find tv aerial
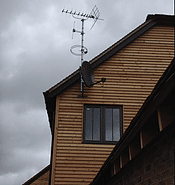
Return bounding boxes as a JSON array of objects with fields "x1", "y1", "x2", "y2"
[{"x1": 62, "y1": 5, "x2": 106, "y2": 98}]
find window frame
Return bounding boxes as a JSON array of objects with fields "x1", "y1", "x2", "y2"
[{"x1": 83, "y1": 104, "x2": 123, "y2": 145}]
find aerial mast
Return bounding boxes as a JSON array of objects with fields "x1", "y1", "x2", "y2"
[{"x1": 62, "y1": 6, "x2": 104, "y2": 97}]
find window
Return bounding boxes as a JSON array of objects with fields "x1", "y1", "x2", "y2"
[{"x1": 83, "y1": 105, "x2": 123, "y2": 144}]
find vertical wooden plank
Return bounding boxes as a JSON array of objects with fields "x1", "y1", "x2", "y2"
[
  {"x1": 129, "y1": 145, "x2": 132, "y2": 160},
  {"x1": 157, "y1": 99, "x2": 174, "y2": 132},
  {"x1": 113, "y1": 157, "x2": 120, "y2": 175},
  {"x1": 140, "y1": 131, "x2": 144, "y2": 149},
  {"x1": 140, "y1": 113, "x2": 160, "y2": 148},
  {"x1": 120, "y1": 147, "x2": 129, "y2": 168},
  {"x1": 129, "y1": 133, "x2": 141, "y2": 159},
  {"x1": 157, "y1": 110, "x2": 163, "y2": 131}
]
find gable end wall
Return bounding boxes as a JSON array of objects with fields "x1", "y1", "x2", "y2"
[{"x1": 50, "y1": 24, "x2": 174, "y2": 185}]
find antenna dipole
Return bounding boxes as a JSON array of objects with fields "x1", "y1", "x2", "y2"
[
  {"x1": 62, "y1": 6, "x2": 103, "y2": 65},
  {"x1": 62, "y1": 9, "x2": 95, "y2": 19},
  {"x1": 62, "y1": 5, "x2": 103, "y2": 94}
]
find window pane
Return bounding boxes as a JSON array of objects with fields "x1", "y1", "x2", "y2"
[
  {"x1": 85, "y1": 108, "x2": 92, "y2": 140},
  {"x1": 113, "y1": 109, "x2": 120, "y2": 141},
  {"x1": 105, "y1": 108, "x2": 112, "y2": 141},
  {"x1": 93, "y1": 108, "x2": 100, "y2": 141}
]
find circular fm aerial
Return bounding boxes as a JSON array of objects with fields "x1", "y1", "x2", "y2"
[{"x1": 70, "y1": 45, "x2": 88, "y2": 56}]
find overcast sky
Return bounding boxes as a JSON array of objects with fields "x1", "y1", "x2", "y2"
[{"x1": 0, "y1": 1, "x2": 174, "y2": 185}]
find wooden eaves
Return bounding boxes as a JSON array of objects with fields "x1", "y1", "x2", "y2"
[
  {"x1": 90, "y1": 57, "x2": 175, "y2": 185},
  {"x1": 43, "y1": 14, "x2": 174, "y2": 134}
]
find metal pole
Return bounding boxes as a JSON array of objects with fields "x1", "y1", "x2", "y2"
[
  {"x1": 80, "y1": 19, "x2": 85, "y2": 92},
  {"x1": 81, "y1": 19, "x2": 84, "y2": 66}
]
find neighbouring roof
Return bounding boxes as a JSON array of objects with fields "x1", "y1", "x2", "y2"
[
  {"x1": 43, "y1": 14, "x2": 174, "y2": 131},
  {"x1": 90, "y1": 57, "x2": 175, "y2": 185},
  {"x1": 22, "y1": 165, "x2": 50, "y2": 185}
]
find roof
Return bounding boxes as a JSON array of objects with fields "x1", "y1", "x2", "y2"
[
  {"x1": 22, "y1": 165, "x2": 50, "y2": 185},
  {"x1": 43, "y1": 14, "x2": 174, "y2": 131},
  {"x1": 90, "y1": 57, "x2": 175, "y2": 185}
]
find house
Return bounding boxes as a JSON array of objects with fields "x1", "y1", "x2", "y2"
[{"x1": 22, "y1": 14, "x2": 174, "y2": 185}]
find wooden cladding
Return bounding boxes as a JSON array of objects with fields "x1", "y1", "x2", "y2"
[
  {"x1": 54, "y1": 142, "x2": 114, "y2": 184},
  {"x1": 51, "y1": 24, "x2": 174, "y2": 184}
]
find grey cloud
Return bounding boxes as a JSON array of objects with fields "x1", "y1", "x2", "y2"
[{"x1": 0, "y1": 102, "x2": 51, "y2": 176}]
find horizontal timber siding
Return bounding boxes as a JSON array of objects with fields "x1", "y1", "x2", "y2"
[{"x1": 51, "y1": 25, "x2": 174, "y2": 185}]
